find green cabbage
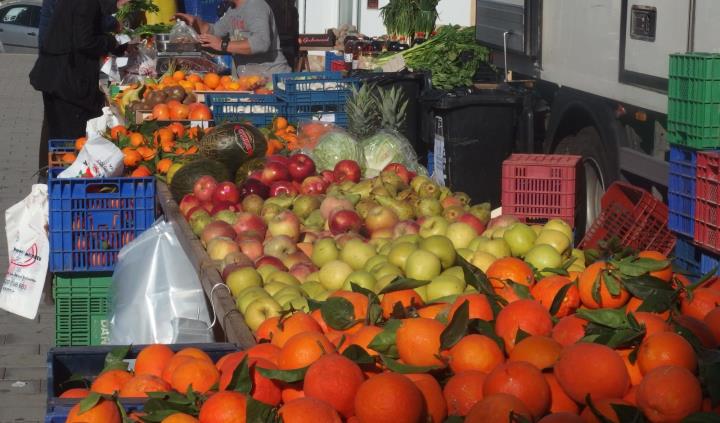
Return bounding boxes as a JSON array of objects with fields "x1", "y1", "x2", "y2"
[
  {"x1": 311, "y1": 131, "x2": 363, "y2": 171},
  {"x1": 361, "y1": 130, "x2": 419, "y2": 177}
]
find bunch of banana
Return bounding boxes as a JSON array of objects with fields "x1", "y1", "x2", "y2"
[{"x1": 118, "y1": 83, "x2": 145, "y2": 115}]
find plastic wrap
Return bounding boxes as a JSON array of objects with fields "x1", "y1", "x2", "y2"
[
  {"x1": 169, "y1": 19, "x2": 199, "y2": 43},
  {"x1": 309, "y1": 128, "x2": 364, "y2": 171},
  {"x1": 121, "y1": 42, "x2": 157, "y2": 84},
  {"x1": 296, "y1": 121, "x2": 337, "y2": 151},
  {"x1": 361, "y1": 129, "x2": 424, "y2": 177},
  {"x1": 109, "y1": 220, "x2": 213, "y2": 344}
]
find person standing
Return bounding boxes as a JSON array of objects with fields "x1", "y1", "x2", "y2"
[
  {"x1": 175, "y1": 0, "x2": 291, "y2": 78},
  {"x1": 30, "y1": 0, "x2": 124, "y2": 177}
]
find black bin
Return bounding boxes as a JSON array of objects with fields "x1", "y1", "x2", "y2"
[
  {"x1": 357, "y1": 71, "x2": 431, "y2": 161},
  {"x1": 425, "y1": 89, "x2": 522, "y2": 207}
]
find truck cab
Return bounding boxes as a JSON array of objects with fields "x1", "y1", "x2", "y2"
[{"x1": 474, "y1": 0, "x2": 720, "y2": 234}]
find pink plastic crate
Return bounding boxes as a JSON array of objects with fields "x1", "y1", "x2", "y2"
[
  {"x1": 580, "y1": 182, "x2": 675, "y2": 255},
  {"x1": 501, "y1": 154, "x2": 581, "y2": 227},
  {"x1": 695, "y1": 151, "x2": 720, "y2": 253}
]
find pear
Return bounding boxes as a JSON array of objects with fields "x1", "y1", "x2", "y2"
[
  {"x1": 415, "y1": 198, "x2": 443, "y2": 217},
  {"x1": 355, "y1": 199, "x2": 379, "y2": 220},
  {"x1": 411, "y1": 175, "x2": 432, "y2": 192},
  {"x1": 348, "y1": 179, "x2": 374, "y2": 199},
  {"x1": 265, "y1": 195, "x2": 294, "y2": 209},
  {"x1": 375, "y1": 196, "x2": 415, "y2": 221},
  {"x1": 418, "y1": 182, "x2": 441, "y2": 199}
]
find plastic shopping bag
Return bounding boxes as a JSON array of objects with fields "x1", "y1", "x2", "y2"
[
  {"x1": 86, "y1": 107, "x2": 121, "y2": 139},
  {"x1": 0, "y1": 184, "x2": 49, "y2": 319},
  {"x1": 58, "y1": 134, "x2": 124, "y2": 178},
  {"x1": 109, "y1": 220, "x2": 213, "y2": 344}
]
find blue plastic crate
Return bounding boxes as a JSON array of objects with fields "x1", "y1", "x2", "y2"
[
  {"x1": 45, "y1": 403, "x2": 143, "y2": 422},
  {"x1": 286, "y1": 99, "x2": 348, "y2": 127},
  {"x1": 700, "y1": 249, "x2": 720, "y2": 276},
  {"x1": 273, "y1": 71, "x2": 358, "y2": 103},
  {"x1": 182, "y1": 0, "x2": 223, "y2": 23},
  {"x1": 674, "y1": 236, "x2": 703, "y2": 276},
  {"x1": 205, "y1": 92, "x2": 285, "y2": 127},
  {"x1": 668, "y1": 146, "x2": 697, "y2": 237},
  {"x1": 325, "y1": 51, "x2": 345, "y2": 71},
  {"x1": 48, "y1": 169, "x2": 156, "y2": 272},
  {"x1": 46, "y1": 343, "x2": 240, "y2": 415},
  {"x1": 48, "y1": 139, "x2": 75, "y2": 168}
]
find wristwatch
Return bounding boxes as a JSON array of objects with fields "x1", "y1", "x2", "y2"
[{"x1": 221, "y1": 34, "x2": 230, "y2": 53}]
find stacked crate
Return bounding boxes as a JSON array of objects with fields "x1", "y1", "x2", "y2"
[
  {"x1": 48, "y1": 168, "x2": 156, "y2": 346},
  {"x1": 274, "y1": 71, "x2": 358, "y2": 127},
  {"x1": 667, "y1": 53, "x2": 720, "y2": 276}
]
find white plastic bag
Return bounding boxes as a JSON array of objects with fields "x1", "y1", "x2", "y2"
[
  {"x1": 109, "y1": 220, "x2": 213, "y2": 344},
  {"x1": 86, "y1": 107, "x2": 121, "y2": 139},
  {"x1": 58, "y1": 134, "x2": 124, "y2": 179},
  {"x1": 0, "y1": 184, "x2": 49, "y2": 320}
]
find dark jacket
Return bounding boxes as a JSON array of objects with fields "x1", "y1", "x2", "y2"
[
  {"x1": 30, "y1": 0, "x2": 117, "y2": 110},
  {"x1": 39, "y1": 0, "x2": 119, "y2": 47}
]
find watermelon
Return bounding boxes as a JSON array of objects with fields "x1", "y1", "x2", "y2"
[
  {"x1": 235, "y1": 157, "x2": 266, "y2": 185},
  {"x1": 170, "y1": 158, "x2": 230, "y2": 201},
  {"x1": 198, "y1": 123, "x2": 267, "y2": 177}
]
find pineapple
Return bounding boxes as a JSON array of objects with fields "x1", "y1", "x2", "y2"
[
  {"x1": 346, "y1": 83, "x2": 380, "y2": 139},
  {"x1": 376, "y1": 86, "x2": 408, "y2": 132}
]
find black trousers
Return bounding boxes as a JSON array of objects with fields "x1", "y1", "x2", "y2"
[{"x1": 39, "y1": 92, "x2": 102, "y2": 173}]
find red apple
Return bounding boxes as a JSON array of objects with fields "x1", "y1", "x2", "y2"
[
  {"x1": 186, "y1": 206, "x2": 208, "y2": 221},
  {"x1": 457, "y1": 213, "x2": 486, "y2": 235},
  {"x1": 200, "y1": 220, "x2": 237, "y2": 246},
  {"x1": 383, "y1": 163, "x2": 411, "y2": 184},
  {"x1": 193, "y1": 175, "x2": 218, "y2": 203},
  {"x1": 255, "y1": 255, "x2": 288, "y2": 272},
  {"x1": 260, "y1": 162, "x2": 291, "y2": 185},
  {"x1": 320, "y1": 196, "x2": 354, "y2": 220},
  {"x1": 238, "y1": 238, "x2": 264, "y2": 261},
  {"x1": 300, "y1": 176, "x2": 328, "y2": 196},
  {"x1": 288, "y1": 153, "x2": 316, "y2": 182},
  {"x1": 365, "y1": 205, "x2": 399, "y2": 234},
  {"x1": 232, "y1": 212, "x2": 267, "y2": 240},
  {"x1": 289, "y1": 262, "x2": 318, "y2": 283},
  {"x1": 269, "y1": 181, "x2": 299, "y2": 197},
  {"x1": 212, "y1": 181, "x2": 240, "y2": 205},
  {"x1": 370, "y1": 228, "x2": 394, "y2": 240},
  {"x1": 267, "y1": 155, "x2": 291, "y2": 167},
  {"x1": 201, "y1": 202, "x2": 214, "y2": 213},
  {"x1": 393, "y1": 220, "x2": 420, "y2": 237},
  {"x1": 240, "y1": 179, "x2": 270, "y2": 199},
  {"x1": 248, "y1": 170, "x2": 263, "y2": 181},
  {"x1": 320, "y1": 170, "x2": 336, "y2": 185},
  {"x1": 179, "y1": 194, "x2": 201, "y2": 218},
  {"x1": 333, "y1": 160, "x2": 362, "y2": 183},
  {"x1": 282, "y1": 251, "x2": 311, "y2": 269},
  {"x1": 329, "y1": 209, "x2": 362, "y2": 235}
]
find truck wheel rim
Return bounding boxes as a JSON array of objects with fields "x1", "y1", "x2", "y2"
[{"x1": 584, "y1": 158, "x2": 604, "y2": 227}]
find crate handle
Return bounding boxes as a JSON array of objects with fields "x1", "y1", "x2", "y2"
[{"x1": 85, "y1": 183, "x2": 120, "y2": 195}]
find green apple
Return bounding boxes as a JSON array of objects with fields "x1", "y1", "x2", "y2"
[
  {"x1": 414, "y1": 285, "x2": 429, "y2": 302},
  {"x1": 340, "y1": 239, "x2": 377, "y2": 270},
  {"x1": 257, "y1": 265, "x2": 279, "y2": 283},
  {"x1": 404, "y1": 249, "x2": 441, "y2": 281},
  {"x1": 503, "y1": 223, "x2": 537, "y2": 257},
  {"x1": 369, "y1": 237, "x2": 391, "y2": 252},
  {"x1": 535, "y1": 229, "x2": 572, "y2": 255},
  {"x1": 374, "y1": 274, "x2": 399, "y2": 294},
  {"x1": 478, "y1": 238, "x2": 511, "y2": 259},
  {"x1": 395, "y1": 234, "x2": 420, "y2": 245},
  {"x1": 226, "y1": 267, "x2": 263, "y2": 298},
  {"x1": 305, "y1": 271, "x2": 320, "y2": 284},
  {"x1": 524, "y1": 244, "x2": 563, "y2": 275},
  {"x1": 543, "y1": 219, "x2": 574, "y2": 242},
  {"x1": 273, "y1": 285, "x2": 304, "y2": 299},
  {"x1": 280, "y1": 296, "x2": 309, "y2": 312},
  {"x1": 481, "y1": 228, "x2": 495, "y2": 238},
  {"x1": 419, "y1": 216, "x2": 449, "y2": 238},
  {"x1": 236, "y1": 286, "x2": 271, "y2": 314},
  {"x1": 293, "y1": 195, "x2": 321, "y2": 220},
  {"x1": 300, "y1": 281, "x2": 327, "y2": 299},
  {"x1": 378, "y1": 243, "x2": 393, "y2": 256},
  {"x1": 492, "y1": 227, "x2": 507, "y2": 239},
  {"x1": 531, "y1": 225, "x2": 544, "y2": 236},
  {"x1": 419, "y1": 235, "x2": 457, "y2": 269},
  {"x1": 264, "y1": 271, "x2": 301, "y2": 286},
  {"x1": 426, "y1": 274, "x2": 466, "y2": 301},
  {"x1": 342, "y1": 270, "x2": 377, "y2": 291},
  {"x1": 442, "y1": 266, "x2": 465, "y2": 280},
  {"x1": 312, "y1": 238, "x2": 339, "y2": 268},
  {"x1": 446, "y1": 222, "x2": 477, "y2": 250},
  {"x1": 456, "y1": 248, "x2": 474, "y2": 262},
  {"x1": 264, "y1": 281, "x2": 291, "y2": 297},
  {"x1": 388, "y1": 242, "x2": 418, "y2": 270},
  {"x1": 571, "y1": 248, "x2": 586, "y2": 266},
  {"x1": 372, "y1": 263, "x2": 404, "y2": 280},
  {"x1": 244, "y1": 297, "x2": 282, "y2": 331},
  {"x1": 319, "y1": 260, "x2": 354, "y2": 290},
  {"x1": 469, "y1": 236, "x2": 490, "y2": 252},
  {"x1": 364, "y1": 255, "x2": 388, "y2": 273},
  {"x1": 315, "y1": 290, "x2": 332, "y2": 301},
  {"x1": 471, "y1": 250, "x2": 497, "y2": 272}
]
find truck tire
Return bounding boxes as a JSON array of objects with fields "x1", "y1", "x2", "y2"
[{"x1": 553, "y1": 127, "x2": 615, "y2": 242}]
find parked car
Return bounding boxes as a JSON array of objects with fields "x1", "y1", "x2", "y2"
[{"x1": 0, "y1": 0, "x2": 41, "y2": 53}]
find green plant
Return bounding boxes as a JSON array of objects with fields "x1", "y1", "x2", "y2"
[{"x1": 380, "y1": 0, "x2": 439, "y2": 43}]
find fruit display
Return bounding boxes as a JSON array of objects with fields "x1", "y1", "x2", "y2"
[{"x1": 81, "y1": 145, "x2": 718, "y2": 423}]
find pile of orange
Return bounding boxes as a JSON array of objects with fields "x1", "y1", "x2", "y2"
[
  {"x1": 150, "y1": 71, "x2": 268, "y2": 93},
  {"x1": 266, "y1": 117, "x2": 299, "y2": 155},
  {"x1": 67, "y1": 250, "x2": 720, "y2": 423}
]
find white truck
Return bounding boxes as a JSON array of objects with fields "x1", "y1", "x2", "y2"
[{"x1": 475, "y1": 0, "x2": 720, "y2": 233}]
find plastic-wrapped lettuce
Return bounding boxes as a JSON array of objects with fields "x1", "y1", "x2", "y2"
[
  {"x1": 361, "y1": 129, "x2": 423, "y2": 177},
  {"x1": 311, "y1": 129, "x2": 364, "y2": 171}
]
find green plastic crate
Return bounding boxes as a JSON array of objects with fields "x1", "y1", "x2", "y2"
[
  {"x1": 668, "y1": 99, "x2": 720, "y2": 127},
  {"x1": 670, "y1": 53, "x2": 720, "y2": 79},
  {"x1": 53, "y1": 274, "x2": 112, "y2": 347},
  {"x1": 668, "y1": 77, "x2": 720, "y2": 103},
  {"x1": 668, "y1": 130, "x2": 720, "y2": 150}
]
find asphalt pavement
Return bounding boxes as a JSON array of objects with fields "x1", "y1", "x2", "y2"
[{"x1": 0, "y1": 53, "x2": 53, "y2": 423}]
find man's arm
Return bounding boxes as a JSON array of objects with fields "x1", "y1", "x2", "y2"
[
  {"x1": 73, "y1": 0, "x2": 117, "y2": 56},
  {"x1": 198, "y1": 6, "x2": 272, "y2": 55}
]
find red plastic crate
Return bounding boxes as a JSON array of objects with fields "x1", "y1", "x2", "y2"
[
  {"x1": 580, "y1": 182, "x2": 675, "y2": 255},
  {"x1": 695, "y1": 151, "x2": 720, "y2": 253},
  {"x1": 501, "y1": 154, "x2": 581, "y2": 227}
]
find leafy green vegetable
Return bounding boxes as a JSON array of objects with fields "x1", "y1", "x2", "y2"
[
  {"x1": 380, "y1": 0, "x2": 439, "y2": 44},
  {"x1": 361, "y1": 130, "x2": 416, "y2": 177},
  {"x1": 311, "y1": 131, "x2": 363, "y2": 171}
]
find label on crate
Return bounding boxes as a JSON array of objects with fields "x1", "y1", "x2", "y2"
[
  {"x1": 317, "y1": 114, "x2": 336, "y2": 123},
  {"x1": 432, "y1": 134, "x2": 446, "y2": 186}
]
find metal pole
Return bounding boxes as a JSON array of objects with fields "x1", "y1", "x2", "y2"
[
  {"x1": 687, "y1": 0, "x2": 696, "y2": 52},
  {"x1": 503, "y1": 30, "x2": 512, "y2": 82}
]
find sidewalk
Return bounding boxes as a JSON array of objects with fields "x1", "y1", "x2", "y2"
[{"x1": 0, "y1": 53, "x2": 53, "y2": 423}]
